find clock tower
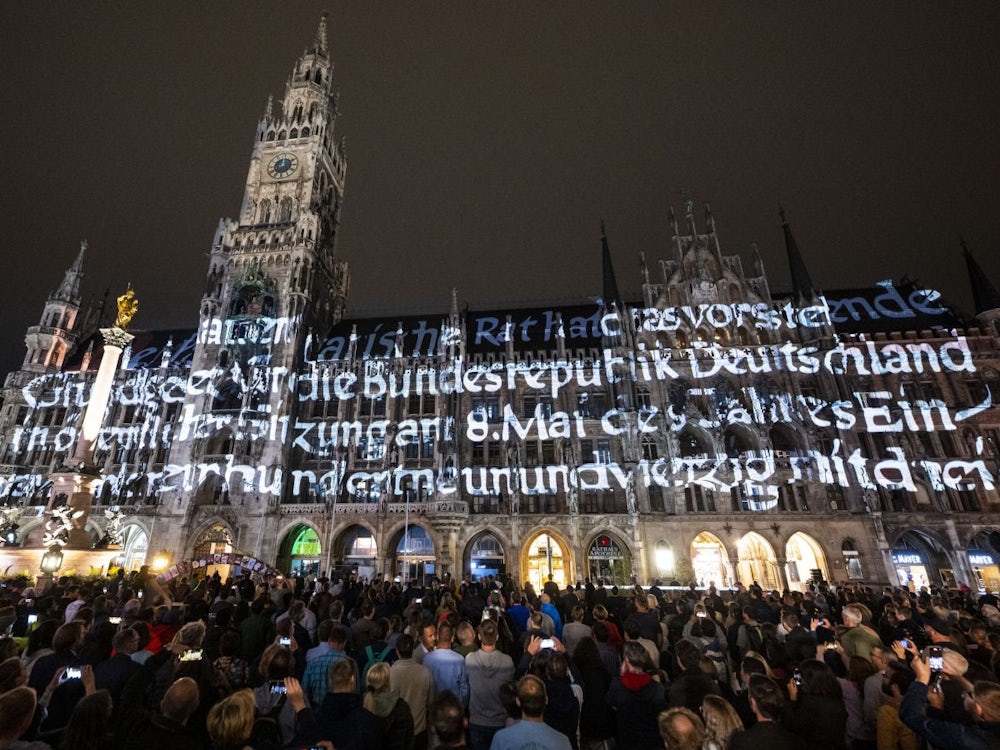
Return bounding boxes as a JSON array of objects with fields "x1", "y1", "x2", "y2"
[
  {"x1": 163, "y1": 14, "x2": 350, "y2": 545},
  {"x1": 194, "y1": 11, "x2": 348, "y2": 378}
]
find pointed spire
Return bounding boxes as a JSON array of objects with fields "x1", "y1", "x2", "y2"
[
  {"x1": 751, "y1": 243, "x2": 765, "y2": 276},
  {"x1": 684, "y1": 201, "x2": 698, "y2": 236},
  {"x1": 312, "y1": 12, "x2": 329, "y2": 56},
  {"x1": 962, "y1": 238, "x2": 1000, "y2": 315},
  {"x1": 668, "y1": 205, "x2": 678, "y2": 236},
  {"x1": 51, "y1": 241, "x2": 86, "y2": 304},
  {"x1": 601, "y1": 220, "x2": 622, "y2": 307},
  {"x1": 264, "y1": 94, "x2": 273, "y2": 119},
  {"x1": 704, "y1": 204, "x2": 716, "y2": 234},
  {"x1": 780, "y1": 208, "x2": 817, "y2": 302},
  {"x1": 450, "y1": 287, "x2": 459, "y2": 317},
  {"x1": 639, "y1": 250, "x2": 650, "y2": 284}
]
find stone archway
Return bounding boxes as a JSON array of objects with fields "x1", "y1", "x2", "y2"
[
  {"x1": 690, "y1": 531, "x2": 731, "y2": 588},
  {"x1": 737, "y1": 531, "x2": 779, "y2": 590},
  {"x1": 785, "y1": 531, "x2": 829, "y2": 589},
  {"x1": 521, "y1": 529, "x2": 573, "y2": 592},
  {"x1": 463, "y1": 531, "x2": 508, "y2": 580},
  {"x1": 275, "y1": 523, "x2": 322, "y2": 577}
]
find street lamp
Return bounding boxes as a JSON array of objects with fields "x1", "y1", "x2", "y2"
[
  {"x1": 152, "y1": 549, "x2": 170, "y2": 572},
  {"x1": 1, "y1": 523, "x2": 19, "y2": 546},
  {"x1": 40, "y1": 545, "x2": 64, "y2": 575}
]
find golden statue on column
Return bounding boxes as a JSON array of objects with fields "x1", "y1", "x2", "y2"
[{"x1": 114, "y1": 285, "x2": 139, "y2": 330}]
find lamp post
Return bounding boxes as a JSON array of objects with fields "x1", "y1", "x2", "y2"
[{"x1": 39, "y1": 544, "x2": 64, "y2": 592}]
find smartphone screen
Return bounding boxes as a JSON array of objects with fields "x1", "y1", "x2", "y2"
[
  {"x1": 928, "y1": 646, "x2": 944, "y2": 672},
  {"x1": 279, "y1": 637, "x2": 292, "y2": 646}
]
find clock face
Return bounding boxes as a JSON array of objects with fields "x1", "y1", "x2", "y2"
[{"x1": 267, "y1": 153, "x2": 298, "y2": 179}]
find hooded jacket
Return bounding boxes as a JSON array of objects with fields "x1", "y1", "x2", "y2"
[
  {"x1": 466, "y1": 647, "x2": 516, "y2": 727},
  {"x1": 606, "y1": 672, "x2": 667, "y2": 747},
  {"x1": 366, "y1": 690, "x2": 414, "y2": 750}
]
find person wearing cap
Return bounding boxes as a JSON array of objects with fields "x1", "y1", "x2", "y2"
[{"x1": 922, "y1": 610, "x2": 969, "y2": 657}]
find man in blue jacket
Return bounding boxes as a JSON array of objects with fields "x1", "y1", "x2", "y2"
[{"x1": 899, "y1": 643, "x2": 1000, "y2": 750}]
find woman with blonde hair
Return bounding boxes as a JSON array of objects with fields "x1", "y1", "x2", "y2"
[
  {"x1": 363, "y1": 661, "x2": 414, "y2": 750},
  {"x1": 207, "y1": 689, "x2": 255, "y2": 750},
  {"x1": 700, "y1": 693, "x2": 744, "y2": 750}
]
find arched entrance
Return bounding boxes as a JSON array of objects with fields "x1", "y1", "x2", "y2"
[
  {"x1": 737, "y1": 532, "x2": 779, "y2": 590},
  {"x1": 391, "y1": 525, "x2": 435, "y2": 584},
  {"x1": 587, "y1": 532, "x2": 632, "y2": 585},
  {"x1": 464, "y1": 532, "x2": 506, "y2": 580},
  {"x1": 690, "y1": 532, "x2": 729, "y2": 587},
  {"x1": 331, "y1": 524, "x2": 379, "y2": 579},
  {"x1": 785, "y1": 532, "x2": 828, "y2": 590},
  {"x1": 968, "y1": 530, "x2": 1000, "y2": 592},
  {"x1": 191, "y1": 523, "x2": 235, "y2": 579},
  {"x1": 522, "y1": 531, "x2": 569, "y2": 591},
  {"x1": 118, "y1": 524, "x2": 148, "y2": 570},
  {"x1": 892, "y1": 529, "x2": 953, "y2": 589},
  {"x1": 276, "y1": 524, "x2": 322, "y2": 577}
]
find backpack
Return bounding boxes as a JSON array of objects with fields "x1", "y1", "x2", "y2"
[
  {"x1": 701, "y1": 637, "x2": 730, "y2": 682},
  {"x1": 360, "y1": 644, "x2": 393, "y2": 691}
]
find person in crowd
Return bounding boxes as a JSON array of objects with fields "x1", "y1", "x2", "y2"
[
  {"x1": 592, "y1": 605, "x2": 621, "y2": 653},
  {"x1": 120, "y1": 674, "x2": 203, "y2": 750},
  {"x1": 466, "y1": 619, "x2": 516, "y2": 750},
  {"x1": 212, "y1": 629, "x2": 249, "y2": 696},
  {"x1": 841, "y1": 605, "x2": 884, "y2": 662},
  {"x1": 61, "y1": 690, "x2": 114, "y2": 750},
  {"x1": 573, "y1": 636, "x2": 616, "y2": 750},
  {"x1": 430, "y1": 691, "x2": 468, "y2": 749},
  {"x1": 700, "y1": 693, "x2": 745, "y2": 750},
  {"x1": 93, "y1": 627, "x2": 141, "y2": 707},
  {"x1": 786, "y1": 658, "x2": 848, "y2": 750},
  {"x1": 0, "y1": 686, "x2": 43, "y2": 750},
  {"x1": 315, "y1": 658, "x2": 379, "y2": 750},
  {"x1": 729, "y1": 675, "x2": 804, "y2": 750},
  {"x1": 606, "y1": 640, "x2": 668, "y2": 747},
  {"x1": 414, "y1": 621, "x2": 437, "y2": 664},
  {"x1": 301, "y1": 622, "x2": 350, "y2": 706},
  {"x1": 562, "y1": 605, "x2": 592, "y2": 656},
  {"x1": 657, "y1": 706, "x2": 705, "y2": 750},
  {"x1": 390, "y1": 633, "x2": 435, "y2": 750},
  {"x1": 489, "y1": 674, "x2": 572, "y2": 750},
  {"x1": 668, "y1": 639, "x2": 720, "y2": 712},
  {"x1": 899, "y1": 641, "x2": 1000, "y2": 749},
  {"x1": 362, "y1": 662, "x2": 414, "y2": 750},
  {"x1": 540, "y1": 594, "x2": 564, "y2": 639},
  {"x1": 424, "y1": 621, "x2": 470, "y2": 705},
  {"x1": 876, "y1": 661, "x2": 919, "y2": 750},
  {"x1": 28, "y1": 621, "x2": 84, "y2": 693}
]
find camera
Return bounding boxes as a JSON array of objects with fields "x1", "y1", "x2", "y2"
[
  {"x1": 540, "y1": 638, "x2": 555, "y2": 650},
  {"x1": 180, "y1": 649, "x2": 203, "y2": 662},
  {"x1": 279, "y1": 636, "x2": 292, "y2": 646},
  {"x1": 269, "y1": 680, "x2": 287, "y2": 695}
]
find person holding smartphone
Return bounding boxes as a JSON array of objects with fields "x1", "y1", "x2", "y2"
[{"x1": 898, "y1": 640, "x2": 1000, "y2": 749}]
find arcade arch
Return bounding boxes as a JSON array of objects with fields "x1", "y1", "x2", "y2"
[
  {"x1": 890, "y1": 529, "x2": 955, "y2": 589},
  {"x1": 784, "y1": 531, "x2": 829, "y2": 589},
  {"x1": 388, "y1": 524, "x2": 436, "y2": 584},
  {"x1": 737, "y1": 532, "x2": 779, "y2": 590},
  {"x1": 586, "y1": 532, "x2": 633, "y2": 585},
  {"x1": 521, "y1": 530, "x2": 571, "y2": 592},
  {"x1": 118, "y1": 524, "x2": 148, "y2": 570},
  {"x1": 332, "y1": 524, "x2": 378, "y2": 578},
  {"x1": 690, "y1": 532, "x2": 730, "y2": 587},
  {"x1": 463, "y1": 531, "x2": 507, "y2": 580},
  {"x1": 276, "y1": 523, "x2": 322, "y2": 577}
]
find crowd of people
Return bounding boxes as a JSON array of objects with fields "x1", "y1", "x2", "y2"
[{"x1": 2, "y1": 566, "x2": 1000, "y2": 750}]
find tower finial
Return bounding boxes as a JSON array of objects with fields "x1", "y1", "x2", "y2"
[
  {"x1": 601, "y1": 221, "x2": 622, "y2": 307},
  {"x1": 781, "y1": 212, "x2": 818, "y2": 303},
  {"x1": 313, "y1": 12, "x2": 329, "y2": 55},
  {"x1": 264, "y1": 94, "x2": 273, "y2": 119},
  {"x1": 668, "y1": 205, "x2": 678, "y2": 236}
]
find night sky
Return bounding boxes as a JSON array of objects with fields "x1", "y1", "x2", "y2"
[{"x1": 1, "y1": 3, "x2": 998, "y2": 379}]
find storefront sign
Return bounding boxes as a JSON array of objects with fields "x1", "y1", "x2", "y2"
[
  {"x1": 892, "y1": 552, "x2": 922, "y2": 565},
  {"x1": 589, "y1": 535, "x2": 623, "y2": 559},
  {"x1": 968, "y1": 551, "x2": 995, "y2": 566}
]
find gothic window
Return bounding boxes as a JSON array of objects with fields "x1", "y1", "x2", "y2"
[
  {"x1": 314, "y1": 71, "x2": 322, "y2": 85},
  {"x1": 259, "y1": 200, "x2": 271, "y2": 224},
  {"x1": 279, "y1": 197, "x2": 293, "y2": 222},
  {"x1": 290, "y1": 128, "x2": 298, "y2": 139},
  {"x1": 301, "y1": 127, "x2": 310, "y2": 137},
  {"x1": 278, "y1": 130, "x2": 286, "y2": 139}
]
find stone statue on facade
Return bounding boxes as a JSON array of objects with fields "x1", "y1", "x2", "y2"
[{"x1": 626, "y1": 474, "x2": 638, "y2": 516}]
